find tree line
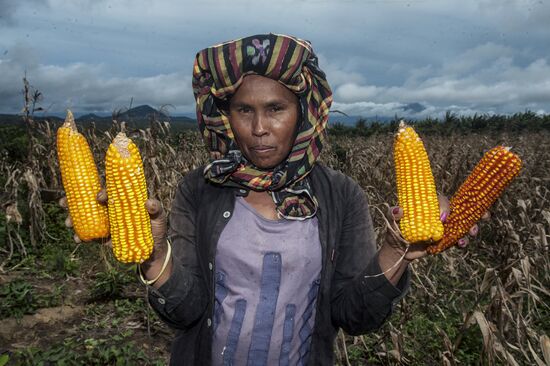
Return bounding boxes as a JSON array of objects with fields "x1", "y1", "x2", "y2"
[{"x1": 329, "y1": 111, "x2": 550, "y2": 136}]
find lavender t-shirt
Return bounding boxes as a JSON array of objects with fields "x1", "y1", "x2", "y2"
[{"x1": 212, "y1": 196, "x2": 322, "y2": 366}]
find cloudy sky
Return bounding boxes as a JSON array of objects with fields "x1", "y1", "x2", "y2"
[{"x1": 1, "y1": 0, "x2": 549, "y2": 119}]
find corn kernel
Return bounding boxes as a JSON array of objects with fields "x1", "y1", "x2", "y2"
[{"x1": 394, "y1": 121, "x2": 444, "y2": 243}]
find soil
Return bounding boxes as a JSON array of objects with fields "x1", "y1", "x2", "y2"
[{"x1": 0, "y1": 268, "x2": 174, "y2": 364}]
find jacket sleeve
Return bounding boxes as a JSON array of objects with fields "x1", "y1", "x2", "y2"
[
  {"x1": 330, "y1": 176, "x2": 410, "y2": 336},
  {"x1": 147, "y1": 168, "x2": 209, "y2": 330}
]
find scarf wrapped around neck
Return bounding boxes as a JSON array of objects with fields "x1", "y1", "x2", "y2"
[{"x1": 192, "y1": 33, "x2": 332, "y2": 219}]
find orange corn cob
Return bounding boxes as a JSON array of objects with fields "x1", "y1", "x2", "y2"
[
  {"x1": 428, "y1": 146, "x2": 522, "y2": 254},
  {"x1": 394, "y1": 121, "x2": 444, "y2": 243},
  {"x1": 105, "y1": 132, "x2": 153, "y2": 263},
  {"x1": 57, "y1": 110, "x2": 109, "y2": 241}
]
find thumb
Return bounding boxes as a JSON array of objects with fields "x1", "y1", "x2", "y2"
[
  {"x1": 59, "y1": 196, "x2": 68, "y2": 209},
  {"x1": 437, "y1": 194, "x2": 451, "y2": 222},
  {"x1": 145, "y1": 199, "x2": 164, "y2": 220},
  {"x1": 146, "y1": 198, "x2": 167, "y2": 244},
  {"x1": 96, "y1": 188, "x2": 108, "y2": 205}
]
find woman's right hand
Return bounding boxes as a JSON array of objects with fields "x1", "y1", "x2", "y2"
[
  {"x1": 138, "y1": 197, "x2": 173, "y2": 287},
  {"x1": 60, "y1": 189, "x2": 110, "y2": 244},
  {"x1": 61, "y1": 188, "x2": 168, "y2": 244},
  {"x1": 59, "y1": 192, "x2": 168, "y2": 272},
  {"x1": 60, "y1": 190, "x2": 171, "y2": 285}
]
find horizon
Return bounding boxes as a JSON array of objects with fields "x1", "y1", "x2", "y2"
[{"x1": 1, "y1": 103, "x2": 548, "y2": 124}]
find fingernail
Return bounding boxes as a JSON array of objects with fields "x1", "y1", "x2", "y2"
[
  {"x1": 392, "y1": 207, "x2": 400, "y2": 215},
  {"x1": 457, "y1": 238, "x2": 467, "y2": 248},
  {"x1": 440, "y1": 212, "x2": 448, "y2": 222},
  {"x1": 471, "y1": 226, "x2": 478, "y2": 235}
]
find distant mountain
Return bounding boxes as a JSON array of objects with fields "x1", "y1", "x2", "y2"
[
  {"x1": 0, "y1": 114, "x2": 26, "y2": 124},
  {"x1": 328, "y1": 103, "x2": 427, "y2": 126},
  {"x1": 0, "y1": 105, "x2": 197, "y2": 132},
  {"x1": 115, "y1": 105, "x2": 168, "y2": 120},
  {"x1": 0, "y1": 113, "x2": 63, "y2": 125},
  {"x1": 77, "y1": 105, "x2": 168, "y2": 122},
  {"x1": 171, "y1": 116, "x2": 197, "y2": 125},
  {"x1": 78, "y1": 113, "x2": 105, "y2": 121}
]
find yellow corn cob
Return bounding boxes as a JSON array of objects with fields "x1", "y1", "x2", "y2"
[
  {"x1": 394, "y1": 121, "x2": 444, "y2": 243},
  {"x1": 105, "y1": 132, "x2": 153, "y2": 263},
  {"x1": 57, "y1": 110, "x2": 109, "y2": 241},
  {"x1": 428, "y1": 146, "x2": 522, "y2": 254}
]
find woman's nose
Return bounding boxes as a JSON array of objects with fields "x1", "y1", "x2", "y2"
[{"x1": 251, "y1": 113, "x2": 268, "y2": 136}]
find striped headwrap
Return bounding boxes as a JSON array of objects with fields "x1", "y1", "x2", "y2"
[{"x1": 192, "y1": 33, "x2": 332, "y2": 219}]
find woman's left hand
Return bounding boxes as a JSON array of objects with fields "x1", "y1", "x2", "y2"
[{"x1": 384, "y1": 195, "x2": 488, "y2": 261}]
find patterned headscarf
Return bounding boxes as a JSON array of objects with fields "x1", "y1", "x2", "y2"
[{"x1": 192, "y1": 33, "x2": 332, "y2": 219}]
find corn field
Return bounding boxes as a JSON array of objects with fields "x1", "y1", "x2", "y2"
[{"x1": 0, "y1": 105, "x2": 549, "y2": 365}]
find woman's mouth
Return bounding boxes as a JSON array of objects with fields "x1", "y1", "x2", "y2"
[{"x1": 251, "y1": 145, "x2": 275, "y2": 153}]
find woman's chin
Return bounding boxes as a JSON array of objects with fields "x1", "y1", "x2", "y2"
[{"x1": 246, "y1": 151, "x2": 283, "y2": 170}]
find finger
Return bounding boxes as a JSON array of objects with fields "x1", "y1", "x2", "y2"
[
  {"x1": 385, "y1": 228, "x2": 407, "y2": 251},
  {"x1": 101, "y1": 238, "x2": 113, "y2": 249},
  {"x1": 73, "y1": 233, "x2": 82, "y2": 244},
  {"x1": 469, "y1": 224, "x2": 479, "y2": 237},
  {"x1": 404, "y1": 242, "x2": 430, "y2": 261},
  {"x1": 59, "y1": 196, "x2": 68, "y2": 209},
  {"x1": 481, "y1": 211, "x2": 491, "y2": 221},
  {"x1": 65, "y1": 214, "x2": 73, "y2": 228},
  {"x1": 145, "y1": 199, "x2": 163, "y2": 219},
  {"x1": 382, "y1": 204, "x2": 406, "y2": 247},
  {"x1": 457, "y1": 236, "x2": 469, "y2": 248},
  {"x1": 146, "y1": 199, "x2": 168, "y2": 245},
  {"x1": 96, "y1": 189, "x2": 108, "y2": 205},
  {"x1": 387, "y1": 205, "x2": 403, "y2": 222},
  {"x1": 437, "y1": 194, "x2": 451, "y2": 222}
]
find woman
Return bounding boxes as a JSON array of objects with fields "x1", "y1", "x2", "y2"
[{"x1": 68, "y1": 33, "x2": 481, "y2": 365}]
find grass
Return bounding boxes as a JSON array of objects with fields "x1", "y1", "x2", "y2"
[
  {"x1": 10, "y1": 334, "x2": 164, "y2": 366},
  {"x1": 0, "y1": 279, "x2": 62, "y2": 319}
]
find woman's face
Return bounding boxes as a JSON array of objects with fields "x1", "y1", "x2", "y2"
[{"x1": 229, "y1": 75, "x2": 300, "y2": 169}]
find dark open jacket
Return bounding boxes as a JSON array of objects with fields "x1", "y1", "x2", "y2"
[{"x1": 147, "y1": 163, "x2": 409, "y2": 365}]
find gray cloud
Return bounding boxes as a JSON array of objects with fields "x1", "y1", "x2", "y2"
[
  {"x1": 476, "y1": 0, "x2": 550, "y2": 32},
  {"x1": 0, "y1": 44, "x2": 194, "y2": 115},
  {"x1": 331, "y1": 41, "x2": 550, "y2": 117},
  {"x1": 0, "y1": 0, "x2": 48, "y2": 26},
  {"x1": 1, "y1": 0, "x2": 549, "y2": 117},
  {"x1": 0, "y1": 0, "x2": 18, "y2": 25}
]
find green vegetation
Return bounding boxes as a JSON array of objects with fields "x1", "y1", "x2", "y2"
[
  {"x1": 0, "y1": 124, "x2": 28, "y2": 161},
  {"x1": 11, "y1": 334, "x2": 164, "y2": 366},
  {"x1": 0, "y1": 280, "x2": 61, "y2": 319},
  {"x1": 90, "y1": 267, "x2": 134, "y2": 301},
  {"x1": 329, "y1": 110, "x2": 550, "y2": 137}
]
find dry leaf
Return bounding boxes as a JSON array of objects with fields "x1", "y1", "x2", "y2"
[{"x1": 541, "y1": 335, "x2": 550, "y2": 366}]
